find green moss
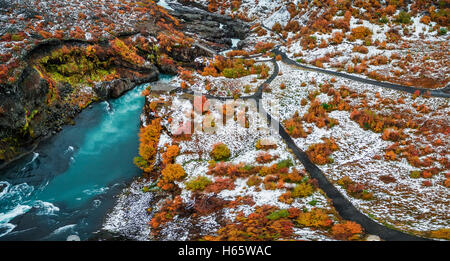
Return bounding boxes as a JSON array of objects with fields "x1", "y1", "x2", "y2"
[
  {"x1": 39, "y1": 46, "x2": 116, "y2": 87},
  {"x1": 246, "y1": 175, "x2": 262, "y2": 187},
  {"x1": 308, "y1": 199, "x2": 318, "y2": 206},
  {"x1": 0, "y1": 137, "x2": 20, "y2": 160},
  {"x1": 292, "y1": 183, "x2": 314, "y2": 198},
  {"x1": 142, "y1": 181, "x2": 159, "y2": 193},
  {"x1": 210, "y1": 143, "x2": 231, "y2": 161},
  {"x1": 185, "y1": 176, "x2": 212, "y2": 191},
  {"x1": 11, "y1": 34, "x2": 25, "y2": 41},
  {"x1": 22, "y1": 109, "x2": 39, "y2": 137},
  {"x1": 133, "y1": 156, "x2": 149, "y2": 170},
  {"x1": 379, "y1": 16, "x2": 389, "y2": 24},
  {"x1": 395, "y1": 11, "x2": 411, "y2": 24},
  {"x1": 276, "y1": 159, "x2": 293, "y2": 169},
  {"x1": 321, "y1": 103, "x2": 331, "y2": 111},
  {"x1": 266, "y1": 209, "x2": 289, "y2": 220},
  {"x1": 410, "y1": 170, "x2": 421, "y2": 179}
]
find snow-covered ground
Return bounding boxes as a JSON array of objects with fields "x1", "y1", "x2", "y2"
[
  {"x1": 103, "y1": 0, "x2": 449, "y2": 241},
  {"x1": 262, "y1": 61, "x2": 450, "y2": 234}
]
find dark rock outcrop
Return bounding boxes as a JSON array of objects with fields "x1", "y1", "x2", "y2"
[
  {"x1": 169, "y1": 1, "x2": 250, "y2": 51},
  {"x1": 94, "y1": 68, "x2": 159, "y2": 100}
]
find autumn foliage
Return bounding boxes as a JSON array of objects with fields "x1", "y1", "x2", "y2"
[
  {"x1": 204, "y1": 205, "x2": 294, "y2": 241},
  {"x1": 162, "y1": 145, "x2": 180, "y2": 165},
  {"x1": 158, "y1": 163, "x2": 186, "y2": 190},
  {"x1": 296, "y1": 208, "x2": 333, "y2": 228},
  {"x1": 303, "y1": 99, "x2": 339, "y2": 129},
  {"x1": 201, "y1": 56, "x2": 269, "y2": 79},
  {"x1": 351, "y1": 26, "x2": 372, "y2": 40},
  {"x1": 350, "y1": 109, "x2": 417, "y2": 133},
  {"x1": 331, "y1": 221, "x2": 363, "y2": 240},
  {"x1": 284, "y1": 111, "x2": 308, "y2": 138},
  {"x1": 205, "y1": 177, "x2": 236, "y2": 193},
  {"x1": 337, "y1": 176, "x2": 374, "y2": 200},
  {"x1": 150, "y1": 196, "x2": 184, "y2": 234},
  {"x1": 210, "y1": 143, "x2": 231, "y2": 161},
  {"x1": 134, "y1": 118, "x2": 162, "y2": 173},
  {"x1": 306, "y1": 138, "x2": 339, "y2": 165},
  {"x1": 110, "y1": 38, "x2": 145, "y2": 65}
]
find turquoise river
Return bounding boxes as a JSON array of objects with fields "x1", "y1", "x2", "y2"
[{"x1": 0, "y1": 75, "x2": 173, "y2": 240}]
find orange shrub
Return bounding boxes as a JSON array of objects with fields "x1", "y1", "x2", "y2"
[
  {"x1": 162, "y1": 145, "x2": 179, "y2": 165},
  {"x1": 301, "y1": 35, "x2": 317, "y2": 50},
  {"x1": 420, "y1": 15, "x2": 431, "y2": 24},
  {"x1": 303, "y1": 100, "x2": 339, "y2": 129},
  {"x1": 272, "y1": 22, "x2": 282, "y2": 33},
  {"x1": 256, "y1": 152, "x2": 278, "y2": 164},
  {"x1": 134, "y1": 119, "x2": 162, "y2": 173},
  {"x1": 205, "y1": 177, "x2": 235, "y2": 193},
  {"x1": 351, "y1": 26, "x2": 372, "y2": 40},
  {"x1": 179, "y1": 67, "x2": 194, "y2": 84},
  {"x1": 226, "y1": 50, "x2": 249, "y2": 58},
  {"x1": 296, "y1": 208, "x2": 333, "y2": 228},
  {"x1": 306, "y1": 138, "x2": 339, "y2": 165},
  {"x1": 70, "y1": 26, "x2": 85, "y2": 39},
  {"x1": 279, "y1": 168, "x2": 305, "y2": 183},
  {"x1": 0, "y1": 64, "x2": 8, "y2": 82},
  {"x1": 331, "y1": 221, "x2": 363, "y2": 240},
  {"x1": 370, "y1": 55, "x2": 388, "y2": 66},
  {"x1": 318, "y1": 39, "x2": 328, "y2": 48},
  {"x1": 208, "y1": 161, "x2": 261, "y2": 178},
  {"x1": 353, "y1": 45, "x2": 368, "y2": 54},
  {"x1": 444, "y1": 178, "x2": 450, "y2": 188},
  {"x1": 329, "y1": 31, "x2": 344, "y2": 45},
  {"x1": 381, "y1": 128, "x2": 404, "y2": 141},
  {"x1": 333, "y1": 18, "x2": 350, "y2": 31},
  {"x1": 384, "y1": 5, "x2": 396, "y2": 15},
  {"x1": 180, "y1": 81, "x2": 189, "y2": 89},
  {"x1": 251, "y1": 42, "x2": 275, "y2": 54},
  {"x1": 430, "y1": 228, "x2": 450, "y2": 240},
  {"x1": 337, "y1": 176, "x2": 374, "y2": 200},
  {"x1": 150, "y1": 196, "x2": 184, "y2": 233},
  {"x1": 285, "y1": 20, "x2": 300, "y2": 32},
  {"x1": 350, "y1": 108, "x2": 416, "y2": 133},
  {"x1": 284, "y1": 111, "x2": 308, "y2": 138},
  {"x1": 158, "y1": 163, "x2": 186, "y2": 190}
]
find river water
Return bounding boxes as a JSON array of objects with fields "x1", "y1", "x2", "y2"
[{"x1": 0, "y1": 75, "x2": 172, "y2": 241}]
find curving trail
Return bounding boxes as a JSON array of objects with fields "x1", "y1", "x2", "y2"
[
  {"x1": 260, "y1": 22, "x2": 449, "y2": 98},
  {"x1": 273, "y1": 48, "x2": 450, "y2": 99},
  {"x1": 172, "y1": 48, "x2": 433, "y2": 241}
]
